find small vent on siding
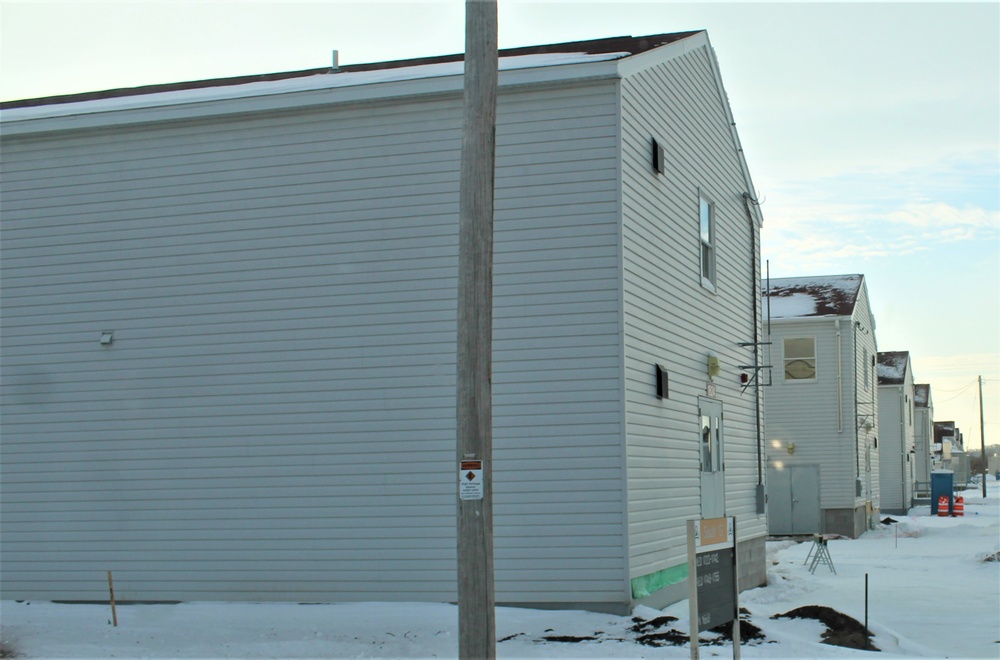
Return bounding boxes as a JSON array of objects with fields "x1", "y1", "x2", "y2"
[
  {"x1": 652, "y1": 138, "x2": 665, "y2": 174},
  {"x1": 655, "y1": 364, "x2": 669, "y2": 399}
]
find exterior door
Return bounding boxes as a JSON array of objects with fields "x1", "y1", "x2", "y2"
[
  {"x1": 699, "y1": 398, "x2": 725, "y2": 518},
  {"x1": 767, "y1": 465, "x2": 821, "y2": 535}
]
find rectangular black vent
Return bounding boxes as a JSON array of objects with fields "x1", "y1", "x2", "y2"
[
  {"x1": 652, "y1": 138, "x2": 665, "y2": 173},
  {"x1": 656, "y1": 363, "x2": 669, "y2": 399}
]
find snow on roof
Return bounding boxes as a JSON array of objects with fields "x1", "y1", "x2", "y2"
[
  {"x1": 1, "y1": 32, "x2": 701, "y2": 121},
  {"x1": 762, "y1": 274, "x2": 863, "y2": 319},
  {"x1": 934, "y1": 421, "x2": 957, "y2": 442},
  {"x1": 914, "y1": 383, "x2": 930, "y2": 407},
  {"x1": 877, "y1": 351, "x2": 910, "y2": 385}
]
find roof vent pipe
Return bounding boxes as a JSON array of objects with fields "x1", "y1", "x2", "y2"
[{"x1": 331, "y1": 50, "x2": 340, "y2": 71}]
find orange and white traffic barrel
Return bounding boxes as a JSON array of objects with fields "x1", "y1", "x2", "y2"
[
  {"x1": 952, "y1": 496, "x2": 964, "y2": 517},
  {"x1": 937, "y1": 495, "x2": 950, "y2": 517}
]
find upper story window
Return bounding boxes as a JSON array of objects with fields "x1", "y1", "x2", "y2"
[
  {"x1": 784, "y1": 337, "x2": 816, "y2": 380},
  {"x1": 699, "y1": 195, "x2": 716, "y2": 289}
]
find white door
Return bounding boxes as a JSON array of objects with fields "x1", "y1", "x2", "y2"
[{"x1": 699, "y1": 398, "x2": 725, "y2": 518}]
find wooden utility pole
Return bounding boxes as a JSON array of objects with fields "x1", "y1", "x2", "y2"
[
  {"x1": 980, "y1": 375, "x2": 987, "y2": 498},
  {"x1": 456, "y1": 0, "x2": 498, "y2": 658}
]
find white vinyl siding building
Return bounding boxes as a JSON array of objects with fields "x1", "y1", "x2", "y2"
[
  {"x1": 913, "y1": 384, "x2": 934, "y2": 497},
  {"x1": 877, "y1": 352, "x2": 916, "y2": 514},
  {"x1": 1, "y1": 32, "x2": 765, "y2": 612},
  {"x1": 762, "y1": 275, "x2": 880, "y2": 538}
]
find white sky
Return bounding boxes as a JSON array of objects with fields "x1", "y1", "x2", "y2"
[{"x1": 1, "y1": 0, "x2": 998, "y2": 442}]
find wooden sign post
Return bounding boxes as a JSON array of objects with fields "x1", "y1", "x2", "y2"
[{"x1": 687, "y1": 517, "x2": 740, "y2": 659}]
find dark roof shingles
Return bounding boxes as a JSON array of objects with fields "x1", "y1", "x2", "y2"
[
  {"x1": 765, "y1": 274, "x2": 863, "y2": 317},
  {"x1": 877, "y1": 351, "x2": 909, "y2": 385}
]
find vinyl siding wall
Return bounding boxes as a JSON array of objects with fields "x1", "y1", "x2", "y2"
[
  {"x1": 619, "y1": 44, "x2": 766, "y2": 587},
  {"x1": 1, "y1": 81, "x2": 628, "y2": 604},
  {"x1": 914, "y1": 403, "x2": 934, "y2": 492},
  {"x1": 878, "y1": 386, "x2": 904, "y2": 511},
  {"x1": 765, "y1": 317, "x2": 867, "y2": 511},
  {"x1": 878, "y1": 369, "x2": 915, "y2": 513},
  {"x1": 852, "y1": 285, "x2": 880, "y2": 510}
]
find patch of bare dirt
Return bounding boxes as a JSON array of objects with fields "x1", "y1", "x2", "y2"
[
  {"x1": 631, "y1": 610, "x2": 769, "y2": 648},
  {"x1": 538, "y1": 634, "x2": 599, "y2": 643},
  {"x1": 630, "y1": 615, "x2": 678, "y2": 633},
  {"x1": 773, "y1": 605, "x2": 879, "y2": 651},
  {"x1": 707, "y1": 617, "x2": 767, "y2": 645}
]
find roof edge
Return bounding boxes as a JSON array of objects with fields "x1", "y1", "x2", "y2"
[{"x1": 1, "y1": 31, "x2": 703, "y2": 110}]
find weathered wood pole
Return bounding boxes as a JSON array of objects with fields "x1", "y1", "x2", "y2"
[
  {"x1": 980, "y1": 375, "x2": 987, "y2": 499},
  {"x1": 456, "y1": 0, "x2": 497, "y2": 658}
]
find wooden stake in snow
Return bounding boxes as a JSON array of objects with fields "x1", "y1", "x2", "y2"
[{"x1": 107, "y1": 571, "x2": 118, "y2": 627}]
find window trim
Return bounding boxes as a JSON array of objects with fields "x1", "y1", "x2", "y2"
[
  {"x1": 698, "y1": 193, "x2": 716, "y2": 290},
  {"x1": 783, "y1": 336, "x2": 818, "y2": 382}
]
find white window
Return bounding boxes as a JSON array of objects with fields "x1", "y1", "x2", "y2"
[
  {"x1": 699, "y1": 195, "x2": 716, "y2": 288},
  {"x1": 784, "y1": 337, "x2": 816, "y2": 380},
  {"x1": 700, "y1": 405, "x2": 722, "y2": 473}
]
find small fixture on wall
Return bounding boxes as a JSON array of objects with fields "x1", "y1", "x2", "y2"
[
  {"x1": 707, "y1": 355, "x2": 721, "y2": 380},
  {"x1": 786, "y1": 442, "x2": 795, "y2": 455},
  {"x1": 100, "y1": 330, "x2": 114, "y2": 345},
  {"x1": 740, "y1": 372, "x2": 750, "y2": 386}
]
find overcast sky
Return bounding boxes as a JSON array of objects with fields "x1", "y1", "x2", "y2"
[{"x1": 2, "y1": 0, "x2": 998, "y2": 444}]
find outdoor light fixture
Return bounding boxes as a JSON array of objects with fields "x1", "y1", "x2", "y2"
[
  {"x1": 707, "y1": 355, "x2": 720, "y2": 380},
  {"x1": 100, "y1": 331, "x2": 114, "y2": 345}
]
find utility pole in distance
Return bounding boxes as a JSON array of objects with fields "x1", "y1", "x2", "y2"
[
  {"x1": 980, "y1": 375, "x2": 987, "y2": 499},
  {"x1": 456, "y1": 0, "x2": 497, "y2": 658}
]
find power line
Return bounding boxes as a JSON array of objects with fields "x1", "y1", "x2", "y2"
[
  {"x1": 935, "y1": 380, "x2": 980, "y2": 403},
  {"x1": 930, "y1": 378, "x2": 980, "y2": 394}
]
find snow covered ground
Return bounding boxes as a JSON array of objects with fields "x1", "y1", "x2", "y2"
[{"x1": 3, "y1": 482, "x2": 997, "y2": 659}]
